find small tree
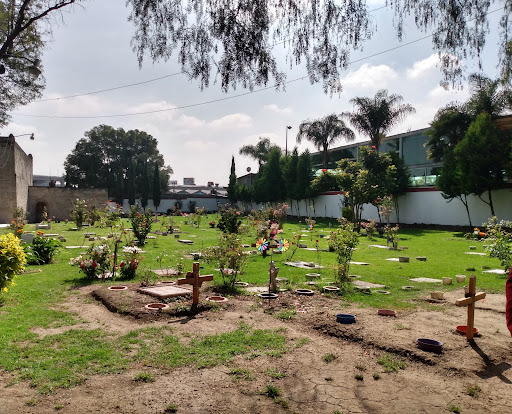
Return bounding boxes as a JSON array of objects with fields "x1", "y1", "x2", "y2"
[
  {"x1": 141, "y1": 162, "x2": 149, "y2": 211},
  {"x1": 130, "y1": 206, "x2": 153, "y2": 245},
  {"x1": 203, "y1": 233, "x2": 248, "y2": 290},
  {"x1": 70, "y1": 199, "x2": 87, "y2": 229},
  {"x1": 329, "y1": 220, "x2": 359, "y2": 291},
  {"x1": 217, "y1": 205, "x2": 242, "y2": 234}
]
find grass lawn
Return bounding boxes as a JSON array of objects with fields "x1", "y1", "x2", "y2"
[{"x1": 0, "y1": 215, "x2": 507, "y2": 393}]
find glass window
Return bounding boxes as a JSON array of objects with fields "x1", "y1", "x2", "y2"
[{"x1": 401, "y1": 133, "x2": 432, "y2": 166}]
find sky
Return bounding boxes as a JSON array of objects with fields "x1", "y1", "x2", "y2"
[{"x1": 1, "y1": 0, "x2": 504, "y2": 186}]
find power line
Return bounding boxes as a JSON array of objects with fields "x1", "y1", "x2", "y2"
[
  {"x1": 15, "y1": 7, "x2": 504, "y2": 120},
  {"x1": 30, "y1": 3, "x2": 392, "y2": 103}
]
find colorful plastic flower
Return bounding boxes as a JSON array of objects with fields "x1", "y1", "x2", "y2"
[
  {"x1": 278, "y1": 239, "x2": 289, "y2": 252},
  {"x1": 256, "y1": 238, "x2": 268, "y2": 251}
]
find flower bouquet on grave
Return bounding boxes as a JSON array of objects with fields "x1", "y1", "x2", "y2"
[{"x1": 118, "y1": 246, "x2": 143, "y2": 279}]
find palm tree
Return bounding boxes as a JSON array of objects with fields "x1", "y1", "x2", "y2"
[
  {"x1": 239, "y1": 137, "x2": 280, "y2": 170},
  {"x1": 465, "y1": 74, "x2": 511, "y2": 118},
  {"x1": 296, "y1": 114, "x2": 355, "y2": 169},
  {"x1": 343, "y1": 89, "x2": 415, "y2": 150}
]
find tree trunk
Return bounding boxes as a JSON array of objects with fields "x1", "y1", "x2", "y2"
[
  {"x1": 323, "y1": 144, "x2": 328, "y2": 169},
  {"x1": 459, "y1": 195, "x2": 472, "y2": 227},
  {"x1": 488, "y1": 189, "x2": 495, "y2": 217}
]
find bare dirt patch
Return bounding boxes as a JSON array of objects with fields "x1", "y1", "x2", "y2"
[{"x1": 3, "y1": 285, "x2": 512, "y2": 414}]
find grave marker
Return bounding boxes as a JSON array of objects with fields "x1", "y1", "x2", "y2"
[
  {"x1": 455, "y1": 275, "x2": 486, "y2": 340},
  {"x1": 177, "y1": 262, "x2": 213, "y2": 310}
]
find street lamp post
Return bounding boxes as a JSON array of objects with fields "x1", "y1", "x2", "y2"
[{"x1": 285, "y1": 125, "x2": 292, "y2": 156}]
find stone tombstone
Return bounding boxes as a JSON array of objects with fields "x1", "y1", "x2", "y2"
[{"x1": 21, "y1": 233, "x2": 35, "y2": 244}]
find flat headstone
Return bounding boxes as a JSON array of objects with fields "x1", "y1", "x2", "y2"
[
  {"x1": 190, "y1": 252, "x2": 202, "y2": 260},
  {"x1": 482, "y1": 269, "x2": 507, "y2": 275},
  {"x1": 137, "y1": 285, "x2": 192, "y2": 299},
  {"x1": 416, "y1": 256, "x2": 427, "y2": 261},
  {"x1": 152, "y1": 269, "x2": 178, "y2": 276},
  {"x1": 465, "y1": 252, "x2": 486, "y2": 256},
  {"x1": 386, "y1": 258, "x2": 400, "y2": 262},
  {"x1": 59, "y1": 237, "x2": 67, "y2": 242},
  {"x1": 36, "y1": 224, "x2": 49, "y2": 230},
  {"x1": 353, "y1": 280, "x2": 386, "y2": 289},
  {"x1": 84, "y1": 233, "x2": 96, "y2": 237},
  {"x1": 369, "y1": 244, "x2": 392, "y2": 249},
  {"x1": 284, "y1": 261, "x2": 325, "y2": 269},
  {"x1": 178, "y1": 239, "x2": 194, "y2": 245},
  {"x1": 398, "y1": 257, "x2": 410, "y2": 263},
  {"x1": 65, "y1": 246, "x2": 86, "y2": 249},
  {"x1": 247, "y1": 286, "x2": 270, "y2": 293},
  {"x1": 298, "y1": 243, "x2": 308, "y2": 248},
  {"x1": 242, "y1": 244, "x2": 250, "y2": 248},
  {"x1": 43, "y1": 233, "x2": 59, "y2": 237},
  {"x1": 350, "y1": 261, "x2": 370, "y2": 265},
  {"x1": 469, "y1": 246, "x2": 477, "y2": 250},
  {"x1": 410, "y1": 277, "x2": 443, "y2": 283},
  {"x1": 20, "y1": 233, "x2": 35, "y2": 243},
  {"x1": 303, "y1": 247, "x2": 328, "y2": 252},
  {"x1": 88, "y1": 237, "x2": 96, "y2": 241},
  {"x1": 147, "y1": 236, "x2": 157, "y2": 239}
]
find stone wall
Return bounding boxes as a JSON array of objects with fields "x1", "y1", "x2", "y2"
[
  {"x1": 0, "y1": 138, "x2": 33, "y2": 224},
  {"x1": 27, "y1": 187, "x2": 108, "y2": 222}
]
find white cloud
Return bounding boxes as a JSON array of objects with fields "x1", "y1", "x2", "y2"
[
  {"x1": 342, "y1": 63, "x2": 398, "y2": 90},
  {"x1": 183, "y1": 140, "x2": 219, "y2": 151},
  {"x1": 406, "y1": 54, "x2": 440, "y2": 79},
  {"x1": 208, "y1": 113, "x2": 252, "y2": 130},
  {"x1": 264, "y1": 104, "x2": 293, "y2": 115}
]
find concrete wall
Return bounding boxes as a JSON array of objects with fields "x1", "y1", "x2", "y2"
[
  {"x1": 243, "y1": 188, "x2": 512, "y2": 227},
  {"x1": 0, "y1": 140, "x2": 33, "y2": 224},
  {"x1": 120, "y1": 197, "x2": 230, "y2": 214},
  {"x1": 14, "y1": 144, "x2": 33, "y2": 219},
  {"x1": 27, "y1": 187, "x2": 108, "y2": 222}
]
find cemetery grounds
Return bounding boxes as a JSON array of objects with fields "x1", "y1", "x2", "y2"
[{"x1": 0, "y1": 217, "x2": 511, "y2": 414}]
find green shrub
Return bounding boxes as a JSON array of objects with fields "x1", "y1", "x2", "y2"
[
  {"x1": 130, "y1": 207, "x2": 153, "y2": 245},
  {"x1": 217, "y1": 205, "x2": 242, "y2": 234},
  {"x1": 70, "y1": 199, "x2": 87, "y2": 229},
  {"x1": 0, "y1": 233, "x2": 27, "y2": 294},
  {"x1": 24, "y1": 234, "x2": 61, "y2": 265}
]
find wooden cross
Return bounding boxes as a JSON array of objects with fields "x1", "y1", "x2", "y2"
[
  {"x1": 177, "y1": 262, "x2": 213, "y2": 310},
  {"x1": 456, "y1": 275, "x2": 486, "y2": 340},
  {"x1": 269, "y1": 261, "x2": 280, "y2": 293}
]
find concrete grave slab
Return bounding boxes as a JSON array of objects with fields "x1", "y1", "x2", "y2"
[
  {"x1": 410, "y1": 277, "x2": 443, "y2": 283},
  {"x1": 246, "y1": 286, "x2": 270, "y2": 293},
  {"x1": 284, "y1": 261, "x2": 325, "y2": 269},
  {"x1": 369, "y1": 244, "x2": 392, "y2": 249},
  {"x1": 302, "y1": 248, "x2": 328, "y2": 252},
  {"x1": 386, "y1": 258, "x2": 400, "y2": 262},
  {"x1": 20, "y1": 233, "x2": 35, "y2": 243},
  {"x1": 137, "y1": 285, "x2": 192, "y2": 299},
  {"x1": 178, "y1": 239, "x2": 194, "y2": 245},
  {"x1": 482, "y1": 269, "x2": 507, "y2": 275},
  {"x1": 350, "y1": 261, "x2": 370, "y2": 265},
  {"x1": 152, "y1": 269, "x2": 178, "y2": 277},
  {"x1": 465, "y1": 252, "x2": 487, "y2": 256},
  {"x1": 353, "y1": 280, "x2": 386, "y2": 289}
]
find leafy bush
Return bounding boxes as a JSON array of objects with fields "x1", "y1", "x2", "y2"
[
  {"x1": 24, "y1": 233, "x2": 61, "y2": 265},
  {"x1": 341, "y1": 206, "x2": 354, "y2": 222},
  {"x1": 10, "y1": 207, "x2": 27, "y2": 237},
  {"x1": 118, "y1": 246, "x2": 142, "y2": 279},
  {"x1": 484, "y1": 217, "x2": 512, "y2": 271},
  {"x1": 217, "y1": 205, "x2": 242, "y2": 234},
  {"x1": 70, "y1": 244, "x2": 112, "y2": 279},
  {"x1": 203, "y1": 233, "x2": 247, "y2": 288},
  {"x1": 130, "y1": 207, "x2": 153, "y2": 245},
  {"x1": 70, "y1": 199, "x2": 88, "y2": 229},
  {"x1": 0, "y1": 233, "x2": 27, "y2": 293},
  {"x1": 329, "y1": 220, "x2": 359, "y2": 289}
]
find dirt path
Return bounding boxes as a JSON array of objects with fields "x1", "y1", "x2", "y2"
[{"x1": 2, "y1": 285, "x2": 512, "y2": 414}]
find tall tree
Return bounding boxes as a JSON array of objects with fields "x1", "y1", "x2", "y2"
[
  {"x1": 282, "y1": 148, "x2": 299, "y2": 210},
  {"x1": 343, "y1": 90, "x2": 415, "y2": 150},
  {"x1": 126, "y1": 0, "x2": 512, "y2": 92},
  {"x1": 466, "y1": 74, "x2": 512, "y2": 118},
  {"x1": 152, "y1": 163, "x2": 161, "y2": 211},
  {"x1": 0, "y1": 0, "x2": 83, "y2": 126},
  {"x1": 436, "y1": 150, "x2": 473, "y2": 227},
  {"x1": 127, "y1": 159, "x2": 136, "y2": 206},
  {"x1": 140, "y1": 162, "x2": 149, "y2": 211},
  {"x1": 255, "y1": 148, "x2": 285, "y2": 203},
  {"x1": 239, "y1": 137, "x2": 280, "y2": 170},
  {"x1": 64, "y1": 125, "x2": 172, "y2": 199},
  {"x1": 454, "y1": 113, "x2": 509, "y2": 216},
  {"x1": 227, "y1": 156, "x2": 238, "y2": 203},
  {"x1": 295, "y1": 150, "x2": 314, "y2": 217},
  {"x1": 425, "y1": 104, "x2": 472, "y2": 162},
  {"x1": 296, "y1": 113, "x2": 355, "y2": 169}
]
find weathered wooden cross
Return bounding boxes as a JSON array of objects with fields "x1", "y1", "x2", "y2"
[
  {"x1": 177, "y1": 262, "x2": 213, "y2": 310},
  {"x1": 456, "y1": 275, "x2": 486, "y2": 340},
  {"x1": 268, "y1": 261, "x2": 280, "y2": 293}
]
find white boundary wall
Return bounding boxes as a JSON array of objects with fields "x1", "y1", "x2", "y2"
[{"x1": 247, "y1": 188, "x2": 512, "y2": 226}]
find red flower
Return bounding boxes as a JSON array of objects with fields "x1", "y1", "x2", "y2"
[
  {"x1": 316, "y1": 239, "x2": 319, "y2": 242},
  {"x1": 321, "y1": 169, "x2": 327, "y2": 173},
  {"x1": 92, "y1": 262, "x2": 97, "y2": 269}
]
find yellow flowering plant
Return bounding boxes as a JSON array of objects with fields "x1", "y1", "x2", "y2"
[{"x1": 0, "y1": 233, "x2": 27, "y2": 294}]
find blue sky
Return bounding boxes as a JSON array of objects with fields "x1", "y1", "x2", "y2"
[{"x1": 1, "y1": 0, "x2": 503, "y2": 186}]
